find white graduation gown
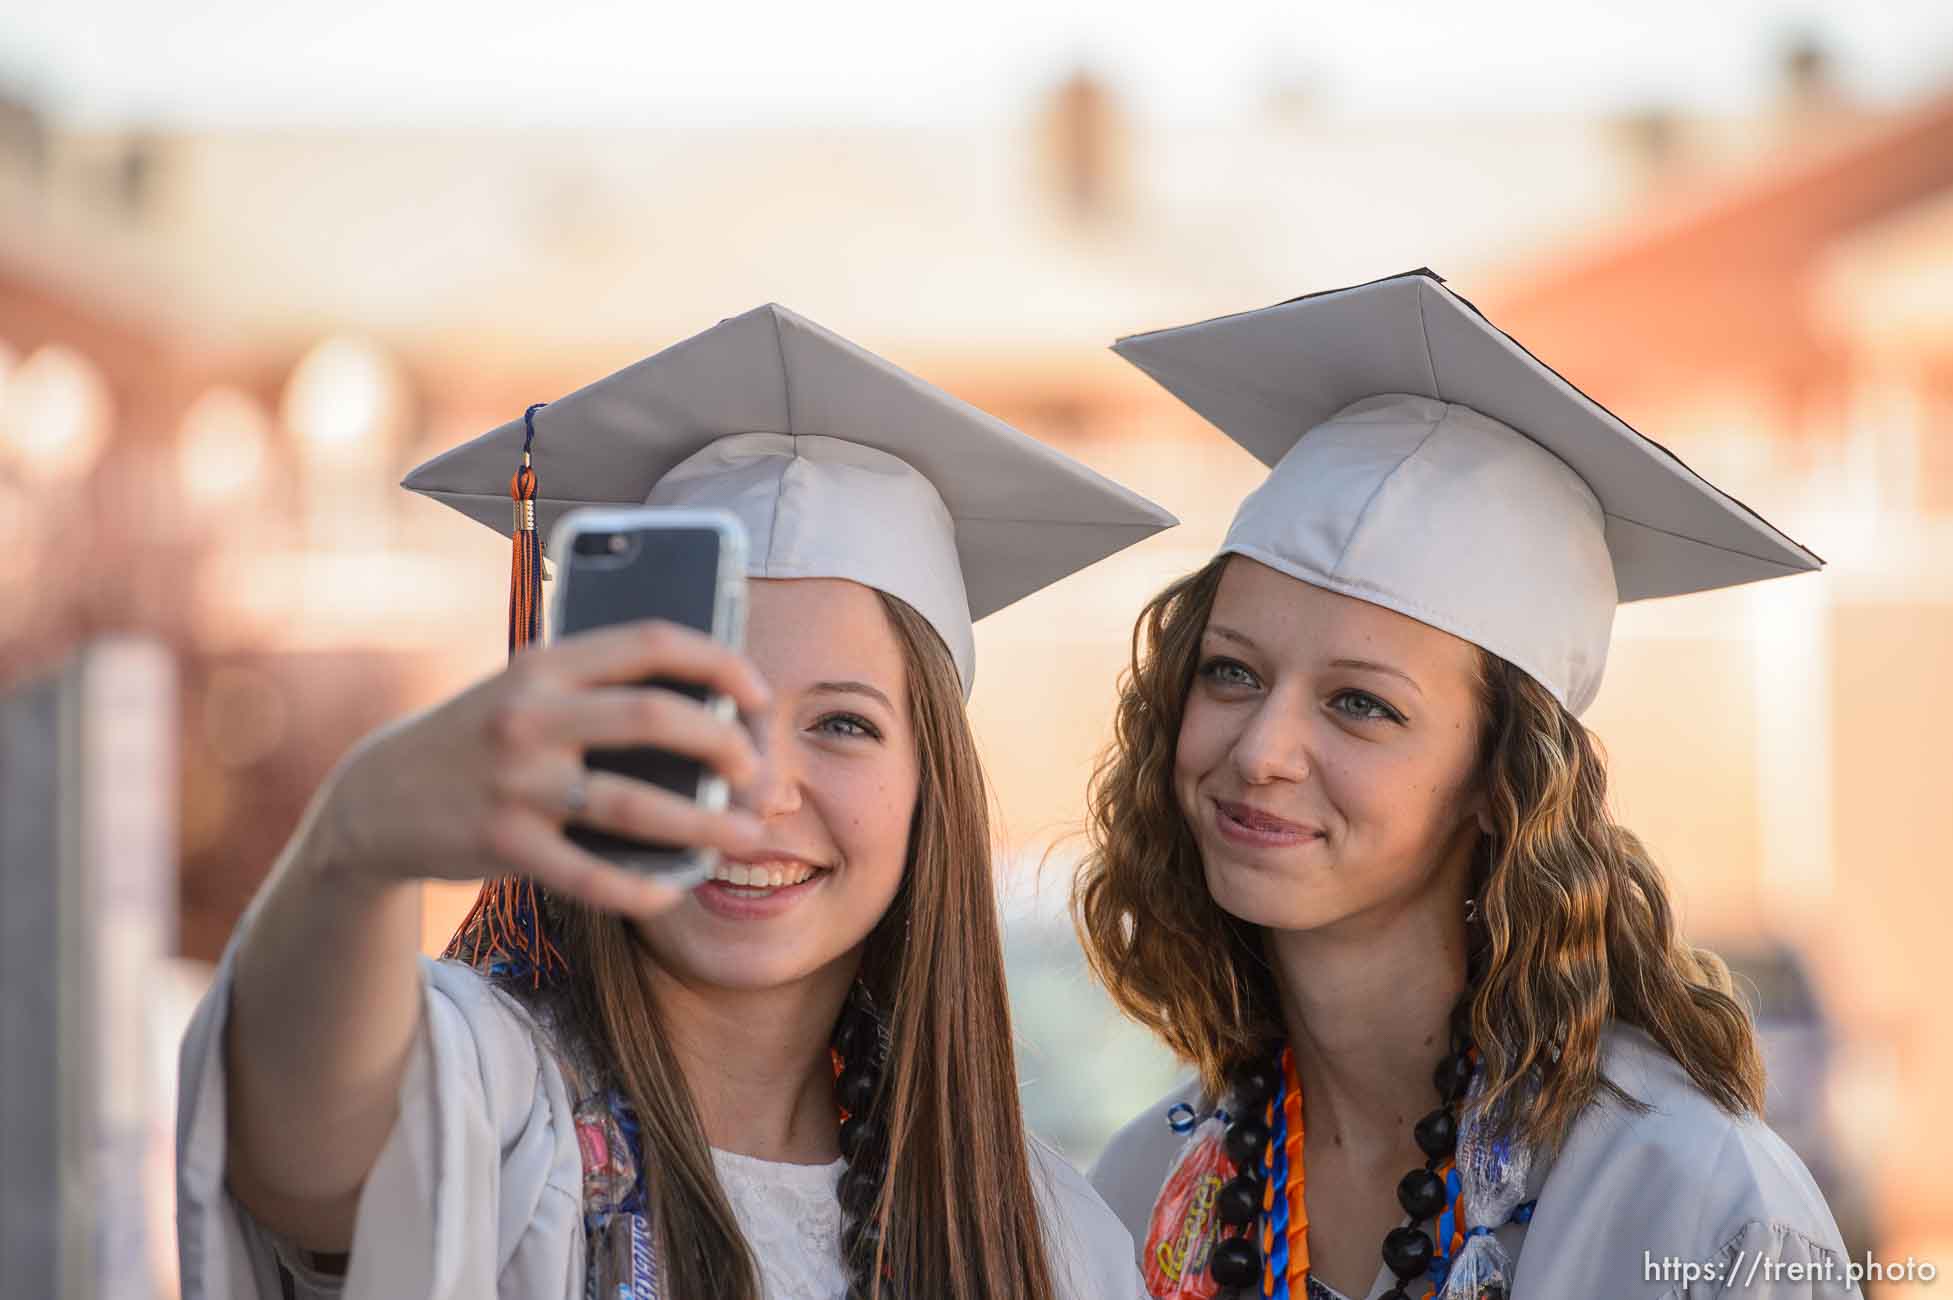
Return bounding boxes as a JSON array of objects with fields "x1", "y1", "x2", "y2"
[
  {"x1": 1092, "y1": 1024, "x2": 1857, "y2": 1299},
  {"x1": 177, "y1": 939, "x2": 1144, "y2": 1300}
]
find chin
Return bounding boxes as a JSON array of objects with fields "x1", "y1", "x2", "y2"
[
  {"x1": 1201, "y1": 850, "x2": 1346, "y2": 933},
  {"x1": 654, "y1": 898, "x2": 882, "y2": 992},
  {"x1": 690, "y1": 953, "x2": 825, "y2": 993},
  {"x1": 658, "y1": 933, "x2": 838, "y2": 993}
]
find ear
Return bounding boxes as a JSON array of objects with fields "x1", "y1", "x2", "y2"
[{"x1": 1465, "y1": 785, "x2": 1494, "y2": 838}]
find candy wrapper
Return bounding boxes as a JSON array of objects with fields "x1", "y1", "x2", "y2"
[
  {"x1": 1141, "y1": 1106, "x2": 1237, "y2": 1299},
  {"x1": 1436, "y1": 1071, "x2": 1535, "y2": 1300}
]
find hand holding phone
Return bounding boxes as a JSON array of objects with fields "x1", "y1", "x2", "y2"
[
  {"x1": 314, "y1": 626, "x2": 767, "y2": 933},
  {"x1": 547, "y1": 508, "x2": 751, "y2": 883}
]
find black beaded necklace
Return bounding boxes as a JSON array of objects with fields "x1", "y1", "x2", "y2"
[
  {"x1": 1206, "y1": 995, "x2": 1501, "y2": 1300},
  {"x1": 830, "y1": 982, "x2": 897, "y2": 1299}
]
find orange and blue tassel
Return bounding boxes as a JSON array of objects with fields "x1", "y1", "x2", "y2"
[
  {"x1": 507, "y1": 402, "x2": 546, "y2": 656},
  {"x1": 445, "y1": 401, "x2": 567, "y2": 986}
]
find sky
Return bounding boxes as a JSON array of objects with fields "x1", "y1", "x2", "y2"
[{"x1": 3, "y1": 0, "x2": 1952, "y2": 129}]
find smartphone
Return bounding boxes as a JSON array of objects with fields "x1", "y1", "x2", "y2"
[{"x1": 547, "y1": 507, "x2": 749, "y2": 881}]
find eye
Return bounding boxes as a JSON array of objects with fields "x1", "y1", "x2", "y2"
[
  {"x1": 812, "y1": 711, "x2": 882, "y2": 741},
  {"x1": 1330, "y1": 689, "x2": 1403, "y2": 724},
  {"x1": 1197, "y1": 657, "x2": 1261, "y2": 689}
]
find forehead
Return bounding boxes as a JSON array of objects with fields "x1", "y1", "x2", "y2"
[
  {"x1": 1208, "y1": 556, "x2": 1481, "y2": 679},
  {"x1": 746, "y1": 577, "x2": 907, "y2": 695}
]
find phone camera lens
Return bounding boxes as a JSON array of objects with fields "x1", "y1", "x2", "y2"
[{"x1": 607, "y1": 534, "x2": 629, "y2": 554}]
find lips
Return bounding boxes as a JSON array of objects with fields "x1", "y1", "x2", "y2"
[
  {"x1": 693, "y1": 853, "x2": 833, "y2": 919},
  {"x1": 1212, "y1": 798, "x2": 1323, "y2": 848}
]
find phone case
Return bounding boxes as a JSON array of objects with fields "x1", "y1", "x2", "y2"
[{"x1": 545, "y1": 508, "x2": 749, "y2": 885}]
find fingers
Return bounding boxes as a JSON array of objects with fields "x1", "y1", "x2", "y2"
[
  {"x1": 571, "y1": 768, "x2": 768, "y2": 857},
  {"x1": 495, "y1": 757, "x2": 767, "y2": 858},
  {"x1": 482, "y1": 812, "x2": 689, "y2": 919},
  {"x1": 530, "y1": 687, "x2": 764, "y2": 787},
  {"x1": 536, "y1": 621, "x2": 772, "y2": 717}
]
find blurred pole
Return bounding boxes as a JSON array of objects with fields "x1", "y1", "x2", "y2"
[{"x1": 1, "y1": 640, "x2": 177, "y2": 1299}]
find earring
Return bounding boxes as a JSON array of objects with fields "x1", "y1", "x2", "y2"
[{"x1": 1464, "y1": 896, "x2": 1480, "y2": 925}]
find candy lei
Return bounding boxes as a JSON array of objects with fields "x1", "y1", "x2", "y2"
[
  {"x1": 1142, "y1": 1008, "x2": 1537, "y2": 1300},
  {"x1": 1237, "y1": 1048, "x2": 1471, "y2": 1300},
  {"x1": 1218, "y1": 1038, "x2": 1523, "y2": 1300}
]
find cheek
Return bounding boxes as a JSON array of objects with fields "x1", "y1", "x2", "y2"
[
  {"x1": 1174, "y1": 697, "x2": 1228, "y2": 791},
  {"x1": 823, "y1": 758, "x2": 919, "y2": 886},
  {"x1": 1340, "y1": 749, "x2": 1471, "y2": 847}
]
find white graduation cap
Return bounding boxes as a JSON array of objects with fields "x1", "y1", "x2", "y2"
[
  {"x1": 1113, "y1": 269, "x2": 1822, "y2": 716},
  {"x1": 403, "y1": 304, "x2": 1177, "y2": 695}
]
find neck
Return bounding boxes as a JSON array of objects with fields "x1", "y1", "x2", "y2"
[
  {"x1": 641, "y1": 954, "x2": 857, "y2": 1166},
  {"x1": 1266, "y1": 873, "x2": 1472, "y2": 1163}
]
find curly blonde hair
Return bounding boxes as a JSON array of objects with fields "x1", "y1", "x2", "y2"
[{"x1": 1072, "y1": 556, "x2": 1763, "y2": 1151}]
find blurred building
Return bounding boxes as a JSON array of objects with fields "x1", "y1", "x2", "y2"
[{"x1": 2, "y1": 56, "x2": 1950, "y2": 1284}]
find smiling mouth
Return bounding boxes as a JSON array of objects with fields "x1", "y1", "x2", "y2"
[
  {"x1": 1214, "y1": 799, "x2": 1323, "y2": 843},
  {"x1": 704, "y1": 857, "x2": 827, "y2": 894}
]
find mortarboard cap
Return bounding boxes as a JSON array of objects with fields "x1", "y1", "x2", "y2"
[
  {"x1": 403, "y1": 303, "x2": 1178, "y2": 695},
  {"x1": 1112, "y1": 270, "x2": 1821, "y2": 716}
]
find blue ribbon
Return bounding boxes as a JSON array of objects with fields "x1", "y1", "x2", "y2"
[{"x1": 1265, "y1": 1077, "x2": 1291, "y2": 1299}]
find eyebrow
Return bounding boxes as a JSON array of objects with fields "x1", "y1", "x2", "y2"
[
  {"x1": 807, "y1": 680, "x2": 895, "y2": 711},
  {"x1": 1205, "y1": 626, "x2": 1425, "y2": 698},
  {"x1": 1329, "y1": 658, "x2": 1424, "y2": 698},
  {"x1": 1206, "y1": 624, "x2": 1260, "y2": 652}
]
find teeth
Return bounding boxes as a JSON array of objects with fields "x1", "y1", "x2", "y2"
[{"x1": 706, "y1": 860, "x2": 821, "y2": 889}]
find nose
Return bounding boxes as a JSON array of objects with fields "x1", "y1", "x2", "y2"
[
  {"x1": 734, "y1": 709, "x2": 802, "y2": 820},
  {"x1": 1230, "y1": 695, "x2": 1311, "y2": 787}
]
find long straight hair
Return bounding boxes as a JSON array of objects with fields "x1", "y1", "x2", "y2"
[{"x1": 508, "y1": 592, "x2": 1059, "y2": 1299}]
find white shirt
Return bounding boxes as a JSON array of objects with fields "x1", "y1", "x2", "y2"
[{"x1": 710, "y1": 1148, "x2": 849, "y2": 1300}]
